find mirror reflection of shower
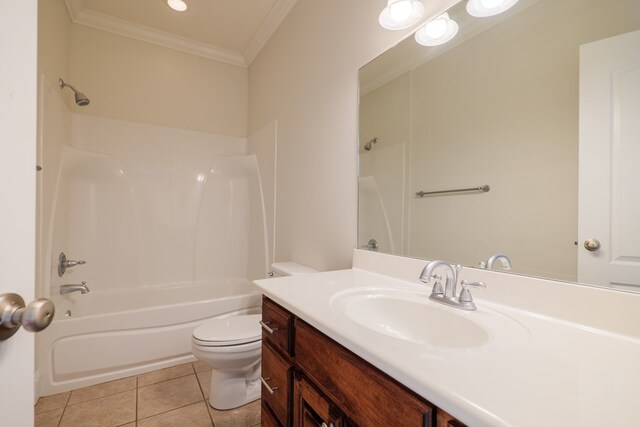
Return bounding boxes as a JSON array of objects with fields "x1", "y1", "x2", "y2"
[
  {"x1": 364, "y1": 137, "x2": 378, "y2": 151},
  {"x1": 59, "y1": 78, "x2": 90, "y2": 106}
]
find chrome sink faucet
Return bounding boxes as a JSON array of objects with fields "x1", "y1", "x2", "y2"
[
  {"x1": 483, "y1": 254, "x2": 511, "y2": 270},
  {"x1": 419, "y1": 261, "x2": 485, "y2": 311},
  {"x1": 60, "y1": 282, "x2": 90, "y2": 295}
]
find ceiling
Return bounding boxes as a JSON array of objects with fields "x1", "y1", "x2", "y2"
[{"x1": 64, "y1": 0, "x2": 298, "y2": 67}]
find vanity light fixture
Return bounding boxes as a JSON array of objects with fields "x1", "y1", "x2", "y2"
[
  {"x1": 167, "y1": 0, "x2": 188, "y2": 12},
  {"x1": 414, "y1": 12, "x2": 459, "y2": 46},
  {"x1": 466, "y1": 0, "x2": 519, "y2": 17},
  {"x1": 379, "y1": 0, "x2": 425, "y2": 31}
]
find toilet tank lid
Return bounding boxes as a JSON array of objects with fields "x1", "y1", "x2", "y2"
[{"x1": 270, "y1": 262, "x2": 318, "y2": 276}]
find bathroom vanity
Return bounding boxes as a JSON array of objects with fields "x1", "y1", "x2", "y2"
[
  {"x1": 254, "y1": 250, "x2": 640, "y2": 427},
  {"x1": 259, "y1": 296, "x2": 462, "y2": 426}
]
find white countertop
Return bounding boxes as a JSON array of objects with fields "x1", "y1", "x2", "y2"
[{"x1": 253, "y1": 257, "x2": 640, "y2": 427}]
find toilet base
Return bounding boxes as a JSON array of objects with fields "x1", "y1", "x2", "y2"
[{"x1": 209, "y1": 367, "x2": 261, "y2": 410}]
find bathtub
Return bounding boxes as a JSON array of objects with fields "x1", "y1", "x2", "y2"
[{"x1": 37, "y1": 279, "x2": 261, "y2": 395}]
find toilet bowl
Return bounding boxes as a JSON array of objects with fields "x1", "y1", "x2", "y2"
[
  {"x1": 192, "y1": 262, "x2": 318, "y2": 410},
  {"x1": 192, "y1": 314, "x2": 262, "y2": 410}
]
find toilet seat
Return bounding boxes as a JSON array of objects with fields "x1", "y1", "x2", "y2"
[{"x1": 192, "y1": 314, "x2": 261, "y2": 347}]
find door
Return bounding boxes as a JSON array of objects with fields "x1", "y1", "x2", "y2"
[
  {"x1": 0, "y1": 0, "x2": 39, "y2": 425},
  {"x1": 578, "y1": 30, "x2": 640, "y2": 290}
]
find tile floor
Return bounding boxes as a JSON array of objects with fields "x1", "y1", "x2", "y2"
[{"x1": 34, "y1": 361, "x2": 261, "y2": 427}]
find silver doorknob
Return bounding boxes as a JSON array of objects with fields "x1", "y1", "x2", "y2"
[
  {"x1": 584, "y1": 239, "x2": 601, "y2": 252},
  {"x1": 0, "y1": 293, "x2": 55, "y2": 341}
]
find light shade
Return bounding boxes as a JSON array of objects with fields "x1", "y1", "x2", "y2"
[
  {"x1": 167, "y1": 0, "x2": 188, "y2": 12},
  {"x1": 466, "y1": 0, "x2": 519, "y2": 17},
  {"x1": 379, "y1": 0, "x2": 425, "y2": 31},
  {"x1": 415, "y1": 13, "x2": 459, "y2": 46}
]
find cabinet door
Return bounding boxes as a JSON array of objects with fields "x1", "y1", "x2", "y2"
[
  {"x1": 294, "y1": 374, "x2": 345, "y2": 427},
  {"x1": 262, "y1": 341, "x2": 292, "y2": 426},
  {"x1": 295, "y1": 320, "x2": 433, "y2": 426}
]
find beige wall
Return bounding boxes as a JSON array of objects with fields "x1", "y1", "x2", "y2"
[
  {"x1": 248, "y1": 0, "x2": 458, "y2": 271},
  {"x1": 70, "y1": 24, "x2": 248, "y2": 137}
]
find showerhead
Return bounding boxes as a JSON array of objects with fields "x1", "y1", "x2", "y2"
[
  {"x1": 59, "y1": 78, "x2": 90, "y2": 106},
  {"x1": 364, "y1": 137, "x2": 378, "y2": 151}
]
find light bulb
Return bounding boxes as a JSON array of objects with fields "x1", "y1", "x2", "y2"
[
  {"x1": 388, "y1": 1, "x2": 413, "y2": 22},
  {"x1": 379, "y1": 0, "x2": 425, "y2": 31},
  {"x1": 414, "y1": 13, "x2": 459, "y2": 47},
  {"x1": 167, "y1": 0, "x2": 188, "y2": 12},
  {"x1": 423, "y1": 15, "x2": 448, "y2": 39},
  {"x1": 466, "y1": 0, "x2": 519, "y2": 17},
  {"x1": 480, "y1": 0, "x2": 503, "y2": 8}
]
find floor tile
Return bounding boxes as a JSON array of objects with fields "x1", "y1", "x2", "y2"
[
  {"x1": 60, "y1": 389, "x2": 136, "y2": 427},
  {"x1": 192, "y1": 360, "x2": 210, "y2": 373},
  {"x1": 35, "y1": 392, "x2": 70, "y2": 414},
  {"x1": 118, "y1": 424, "x2": 135, "y2": 427},
  {"x1": 137, "y1": 374, "x2": 204, "y2": 419},
  {"x1": 68, "y1": 376, "x2": 136, "y2": 405},
  {"x1": 138, "y1": 401, "x2": 213, "y2": 427},
  {"x1": 35, "y1": 407, "x2": 64, "y2": 427},
  {"x1": 138, "y1": 363, "x2": 194, "y2": 387},
  {"x1": 208, "y1": 399, "x2": 261, "y2": 427},
  {"x1": 195, "y1": 369, "x2": 212, "y2": 400}
]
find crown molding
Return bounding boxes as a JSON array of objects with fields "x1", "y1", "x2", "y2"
[
  {"x1": 243, "y1": 0, "x2": 298, "y2": 66},
  {"x1": 64, "y1": 0, "x2": 246, "y2": 67}
]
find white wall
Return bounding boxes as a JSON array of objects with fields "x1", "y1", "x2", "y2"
[
  {"x1": 70, "y1": 24, "x2": 248, "y2": 137},
  {"x1": 248, "y1": 0, "x2": 459, "y2": 271}
]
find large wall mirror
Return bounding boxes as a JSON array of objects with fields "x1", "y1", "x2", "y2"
[{"x1": 358, "y1": 0, "x2": 640, "y2": 291}]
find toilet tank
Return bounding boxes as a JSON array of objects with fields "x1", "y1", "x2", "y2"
[{"x1": 270, "y1": 262, "x2": 318, "y2": 277}]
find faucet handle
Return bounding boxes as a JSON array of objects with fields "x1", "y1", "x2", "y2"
[
  {"x1": 431, "y1": 274, "x2": 444, "y2": 295},
  {"x1": 459, "y1": 280, "x2": 486, "y2": 303}
]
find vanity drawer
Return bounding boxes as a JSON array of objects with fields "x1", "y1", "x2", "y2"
[
  {"x1": 262, "y1": 341, "x2": 291, "y2": 426},
  {"x1": 262, "y1": 297, "x2": 293, "y2": 356},
  {"x1": 295, "y1": 319, "x2": 434, "y2": 426}
]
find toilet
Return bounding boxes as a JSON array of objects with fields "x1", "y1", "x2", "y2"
[{"x1": 192, "y1": 262, "x2": 317, "y2": 410}]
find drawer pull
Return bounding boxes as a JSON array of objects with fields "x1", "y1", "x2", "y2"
[
  {"x1": 259, "y1": 320, "x2": 279, "y2": 334},
  {"x1": 260, "y1": 376, "x2": 279, "y2": 394},
  {"x1": 321, "y1": 423, "x2": 334, "y2": 427}
]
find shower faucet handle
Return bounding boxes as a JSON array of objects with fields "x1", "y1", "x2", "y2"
[{"x1": 58, "y1": 252, "x2": 87, "y2": 277}]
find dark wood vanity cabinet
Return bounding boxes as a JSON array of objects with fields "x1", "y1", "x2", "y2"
[{"x1": 260, "y1": 297, "x2": 466, "y2": 427}]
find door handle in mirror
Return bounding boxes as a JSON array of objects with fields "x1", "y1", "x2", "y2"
[{"x1": 584, "y1": 238, "x2": 601, "y2": 252}]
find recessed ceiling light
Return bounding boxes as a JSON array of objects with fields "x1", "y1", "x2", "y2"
[
  {"x1": 167, "y1": 0, "x2": 188, "y2": 12},
  {"x1": 466, "y1": 0, "x2": 519, "y2": 18}
]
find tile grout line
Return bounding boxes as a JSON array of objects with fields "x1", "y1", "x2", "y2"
[
  {"x1": 137, "y1": 400, "x2": 209, "y2": 423},
  {"x1": 55, "y1": 392, "x2": 71, "y2": 427},
  {"x1": 135, "y1": 374, "x2": 139, "y2": 425}
]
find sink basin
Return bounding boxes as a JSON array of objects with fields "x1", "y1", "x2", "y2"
[
  {"x1": 340, "y1": 293, "x2": 490, "y2": 348},
  {"x1": 328, "y1": 286, "x2": 532, "y2": 349}
]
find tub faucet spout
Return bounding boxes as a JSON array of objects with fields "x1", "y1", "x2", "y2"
[{"x1": 60, "y1": 282, "x2": 90, "y2": 295}]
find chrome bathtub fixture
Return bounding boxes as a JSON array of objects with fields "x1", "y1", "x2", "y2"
[
  {"x1": 60, "y1": 282, "x2": 90, "y2": 295},
  {"x1": 419, "y1": 260, "x2": 486, "y2": 311},
  {"x1": 59, "y1": 78, "x2": 90, "y2": 106},
  {"x1": 483, "y1": 254, "x2": 512, "y2": 270},
  {"x1": 58, "y1": 252, "x2": 86, "y2": 277}
]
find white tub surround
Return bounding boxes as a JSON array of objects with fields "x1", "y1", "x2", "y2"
[{"x1": 253, "y1": 249, "x2": 640, "y2": 427}]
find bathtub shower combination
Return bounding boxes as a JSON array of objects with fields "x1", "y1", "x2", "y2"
[{"x1": 38, "y1": 109, "x2": 268, "y2": 395}]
